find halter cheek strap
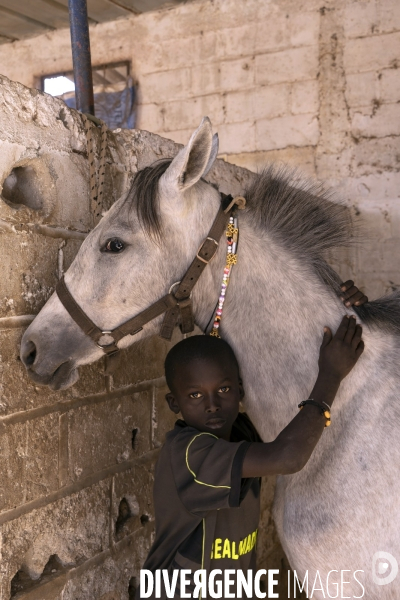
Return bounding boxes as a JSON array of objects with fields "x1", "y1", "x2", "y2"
[{"x1": 55, "y1": 193, "x2": 241, "y2": 356}]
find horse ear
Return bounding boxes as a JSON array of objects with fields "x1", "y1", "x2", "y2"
[
  {"x1": 162, "y1": 117, "x2": 214, "y2": 191},
  {"x1": 203, "y1": 133, "x2": 219, "y2": 177}
]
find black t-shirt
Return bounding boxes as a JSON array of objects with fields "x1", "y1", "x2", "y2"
[{"x1": 139, "y1": 414, "x2": 261, "y2": 599}]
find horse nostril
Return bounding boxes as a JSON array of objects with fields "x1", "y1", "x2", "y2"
[{"x1": 21, "y1": 340, "x2": 37, "y2": 367}]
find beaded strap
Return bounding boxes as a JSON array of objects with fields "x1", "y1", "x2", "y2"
[{"x1": 209, "y1": 214, "x2": 238, "y2": 337}]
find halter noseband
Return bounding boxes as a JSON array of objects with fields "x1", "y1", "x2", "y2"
[{"x1": 55, "y1": 193, "x2": 241, "y2": 357}]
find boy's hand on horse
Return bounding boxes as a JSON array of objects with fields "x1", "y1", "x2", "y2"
[
  {"x1": 340, "y1": 280, "x2": 368, "y2": 307},
  {"x1": 242, "y1": 316, "x2": 364, "y2": 478},
  {"x1": 318, "y1": 316, "x2": 364, "y2": 382}
]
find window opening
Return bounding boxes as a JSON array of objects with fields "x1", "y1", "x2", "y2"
[
  {"x1": 44, "y1": 76, "x2": 75, "y2": 96},
  {"x1": 42, "y1": 62, "x2": 136, "y2": 130}
]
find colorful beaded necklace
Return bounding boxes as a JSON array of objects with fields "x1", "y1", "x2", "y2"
[{"x1": 209, "y1": 213, "x2": 239, "y2": 337}]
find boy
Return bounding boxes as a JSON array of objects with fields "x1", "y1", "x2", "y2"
[{"x1": 139, "y1": 289, "x2": 365, "y2": 599}]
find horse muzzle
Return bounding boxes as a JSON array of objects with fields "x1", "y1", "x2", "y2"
[
  {"x1": 21, "y1": 330, "x2": 81, "y2": 390},
  {"x1": 20, "y1": 288, "x2": 105, "y2": 389},
  {"x1": 21, "y1": 339, "x2": 79, "y2": 390}
]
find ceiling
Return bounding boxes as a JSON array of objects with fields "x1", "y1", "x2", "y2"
[{"x1": 0, "y1": 0, "x2": 185, "y2": 44}]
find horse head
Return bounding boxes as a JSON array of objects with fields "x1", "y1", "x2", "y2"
[{"x1": 20, "y1": 117, "x2": 223, "y2": 389}]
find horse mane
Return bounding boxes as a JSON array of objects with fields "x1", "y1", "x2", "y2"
[
  {"x1": 127, "y1": 159, "x2": 400, "y2": 336},
  {"x1": 245, "y1": 165, "x2": 351, "y2": 290},
  {"x1": 124, "y1": 158, "x2": 173, "y2": 239},
  {"x1": 244, "y1": 165, "x2": 400, "y2": 336}
]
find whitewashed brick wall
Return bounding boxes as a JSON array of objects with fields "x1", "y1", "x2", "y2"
[{"x1": 0, "y1": 0, "x2": 398, "y2": 181}]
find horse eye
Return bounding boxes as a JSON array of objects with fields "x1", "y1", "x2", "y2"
[{"x1": 104, "y1": 238, "x2": 125, "y2": 253}]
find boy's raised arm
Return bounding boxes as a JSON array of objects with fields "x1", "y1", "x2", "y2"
[{"x1": 242, "y1": 316, "x2": 364, "y2": 478}]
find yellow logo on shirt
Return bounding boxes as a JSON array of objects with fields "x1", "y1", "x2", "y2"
[{"x1": 210, "y1": 529, "x2": 258, "y2": 560}]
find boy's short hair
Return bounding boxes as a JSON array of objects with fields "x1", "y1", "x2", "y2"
[{"x1": 164, "y1": 335, "x2": 240, "y2": 391}]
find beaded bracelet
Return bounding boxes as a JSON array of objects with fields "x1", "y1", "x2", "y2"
[{"x1": 298, "y1": 399, "x2": 331, "y2": 427}]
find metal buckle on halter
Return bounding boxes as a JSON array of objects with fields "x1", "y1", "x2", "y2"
[
  {"x1": 169, "y1": 282, "x2": 192, "y2": 301},
  {"x1": 196, "y1": 237, "x2": 219, "y2": 264},
  {"x1": 97, "y1": 331, "x2": 116, "y2": 350}
]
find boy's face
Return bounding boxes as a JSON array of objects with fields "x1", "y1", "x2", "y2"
[{"x1": 166, "y1": 354, "x2": 244, "y2": 441}]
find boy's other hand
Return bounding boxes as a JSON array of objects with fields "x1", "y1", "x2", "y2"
[
  {"x1": 319, "y1": 316, "x2": 364, "y2": 382},
  {"x1": 340, "y1": 280, "x2": 368, "y2": 307}
]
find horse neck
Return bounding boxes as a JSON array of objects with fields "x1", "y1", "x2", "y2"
[{"x1": 192, "y1": 216, "x2": 386, "y2": 440}]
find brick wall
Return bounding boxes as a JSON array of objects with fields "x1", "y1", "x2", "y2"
[{"x1": 0, "y1": 77, "x2": 161, "y2": 600}]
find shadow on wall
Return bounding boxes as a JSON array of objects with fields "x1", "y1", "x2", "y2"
[
  {"x1": 8, "y1": 496, "x2": 148, "y2": 599},
  {"x1": 11, "y1": 554, "x2": 67, "y2": 598},
  {"x1": 128, "y1": 576, "x2": 137, "y2": 600},
  {"x1": 11, "y1": 560, "x2": 139, "y2": 600}
]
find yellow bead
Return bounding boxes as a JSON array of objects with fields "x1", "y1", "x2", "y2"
[
  {"x1": 325, "y1": 420, "x2": 331, "y2": 427},
  {"x1": 324, "y1": 410, "x2": 331, "y2": 419}
]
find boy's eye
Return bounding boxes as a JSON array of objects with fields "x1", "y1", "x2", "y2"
[
  {"x1": 189, "y1": 392, "x2": 202, "y2": 399},
  {"x1": 219, "y1": 386, "x2": 230, "y2": 393}
]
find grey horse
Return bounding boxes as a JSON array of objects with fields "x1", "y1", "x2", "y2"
[{"x1": 21, "y1": 118, "x2": 400, "y2": 599}]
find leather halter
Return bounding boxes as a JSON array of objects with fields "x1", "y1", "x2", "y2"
[{"x1": 55, "y1": 193, "x2": 236, "y2": 357}]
